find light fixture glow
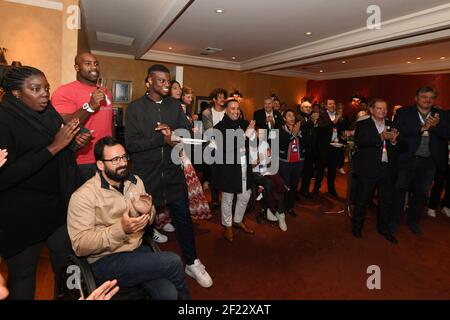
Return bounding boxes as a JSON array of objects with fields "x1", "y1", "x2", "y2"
[
  {"x1": 215, "y1": 8, "x2": 224, "y2": 13},
  {"x1": 440, "y1": 56, "x2": 446, "y2": 60},
  {"x1": 305, "y1": 32, "x2": 312, "y2": 35},
  {"x1": 341, "y1": 61, "x2": 347, "y2": 64},
  {"x1": 231, "y1": 56, "x2": 236, "y2": 60},
  {"x1": 406, "y1": 61, "x2": 412, "y2": 64},
  {"x1": 319, "y1": 70, "x2": 324, "y2": 73},
  {"x1": 168, "y1": 46, "x2": 173, "y2": 50},
  {"x1": 416, "y1": 57, "x2": 422, "y2": 60}
]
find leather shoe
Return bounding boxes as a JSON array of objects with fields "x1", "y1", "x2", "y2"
[
  {"x1": 408, "y1": 223, "x2": 422, "y2": 236},
  {"x1": 301, "y1": 191, "x2": 313, "y2": 199},
  {"x1": 312, "y1": 187, "x2": 320, "y2": 194},
  {"x1": 328, "y1": 189, "x2": 338, "y2": 197},
  {"x1": 223, "y1": 226, "x2": 234, "y2": 242},
  {"x1": 379, "y1": 231, "x2": 398, "y2": 244},
  {"x1": 352, "y1": 228, "x2": 362, "y2": 238},
  {"x1": 233, "y1": 221, "x2": 254, "y2": 234},
  {"x1": 287, "y1": 209, "x2": 297, "y2": 217}
]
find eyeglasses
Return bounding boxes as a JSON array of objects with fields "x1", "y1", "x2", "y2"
[{"x1": 102, "y1": 154, "x2": 130, "y2": 165}]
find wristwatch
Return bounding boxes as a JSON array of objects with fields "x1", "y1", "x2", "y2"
[{"x1": 82, "y1": 102, "x2": 95, "y2": 113}]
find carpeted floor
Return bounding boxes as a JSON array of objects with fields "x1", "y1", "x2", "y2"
[{"x1": 1, "y1": 171, "x2": 450, "y2": 299}]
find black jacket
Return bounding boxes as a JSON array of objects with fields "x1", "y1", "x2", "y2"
[
  {"x1": 253, "y1": 109, "x2": 283, "y2": 130},
  {"x1": 317, "y1": 111, "x2": 348, "y2": 154},
  {"x1": 394, "y1": 105, "x2": 450, "y2": 172},
  {"x1": 353, "y1": 118, "x2": 398, "y2": 179},
  {"x1": 279, "y1": 125, "x2": 304, "y2": 162},
  {"x1": 125, "y1": 95, "x2": 190, "y2": 206},
  {"x1": 212, "y1": 114, "x2": 254, "y2": 193}
]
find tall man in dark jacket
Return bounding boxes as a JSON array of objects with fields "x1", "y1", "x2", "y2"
[
  {"x1": 352, "y1": 99, "x2": 398, "y2": 243},
  {"x1": 213, "y1": 99, "x2": 256, "y2": 242},
  {"x1": 125, "y1": 64, "x2": 212, "y2": 288},
  {"x1": 392, "y1": 87, "x2": 450, "y2": 235},
  {"x1": 253, "y1": 97, "x2": 283, "y2": 130}
]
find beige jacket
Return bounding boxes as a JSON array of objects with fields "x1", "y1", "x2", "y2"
[{"x1": 67, "y1": 172, "x2": 146, "y2": 263}]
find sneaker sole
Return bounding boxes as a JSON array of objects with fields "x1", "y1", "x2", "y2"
[{"x1": 185, "y1": 268, "x2": 213, "y2": 288}]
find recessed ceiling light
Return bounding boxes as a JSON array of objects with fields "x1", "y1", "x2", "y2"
[
  {"x1": 341, "y1": 61, "x2": 347, "y2": 64},
  {"x1": 231, "y1": 56, "x2": 236, "y2": 60},
  {"x1": 440, "y1": 56, "x2": 446, "y2": 60},
  {"x1": 406, "y1": 61, "x2": 412, "y2": 64},
  {"x1": 305, "y1": 32, "x2": 312, "y2": 35},
  {"x1": 416, "y1": 57, "x2": 422, "y2": 60},
  {"x1": 319, "y1": 70, "x2": 324, "y2": 73},
  {"x1": 215, "y1": 8, "x2": 224, "y2": 13},
  {"x1": 168, "y1": 46, "x2": 173, "y2": 50}
]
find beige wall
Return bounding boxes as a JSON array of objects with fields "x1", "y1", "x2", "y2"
[
  {"x1": 96, "y1": 55, "x2": 307, "y2": 121},
  {"x1": 0, "y1": 1, "x2": 62, "y2": 90}
]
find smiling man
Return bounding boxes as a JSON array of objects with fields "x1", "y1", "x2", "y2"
[
  {"x1": 125, "y1": 64, "x2": 213, "y2": 288},
  {"x1": 51, "y1": 52, "x2": 113, "y2": 181}
]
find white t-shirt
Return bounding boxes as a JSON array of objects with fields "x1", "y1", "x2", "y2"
[{"x1": 212, "y1": 108, "x2": 225, "y2": 126}]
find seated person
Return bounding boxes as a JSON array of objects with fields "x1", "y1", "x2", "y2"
[
  {"x1": 67, "y1": 137, "x2": 190, "y2": 300},
  {"x1": 252, "y1": 129, "x2": 289, "y2": 231}
]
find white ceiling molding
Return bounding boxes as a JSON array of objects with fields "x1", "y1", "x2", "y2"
[
  {"x1": 240, "y1": 4, "x2": 450, "y2": 71},
  {"x1": 135, "y1": 0, "x2": 191, "y2": 57},
  {"x1": 141, "y1": 50, "x2": 241, "y2": 71},
  {"x1": 250, "y1": 29, "x2": 450, "y2": 73},
  {"x1": 96, "y1": 32, "x2": 135, "y2": 46},
  {"x1": 258, "y1": 70, "x2": 322, "y2": 81},
  {"x1": 301, "y1": 59, "x2": 450, "y2": 81},
  {"x1": 91, "y1": 50, "x2": 135, "y2": 60},
  {"x1": 4, "y1": 0, "x2": 63, "y2": 10}
]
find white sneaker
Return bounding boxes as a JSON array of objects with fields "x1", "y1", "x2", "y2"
[
  {"x1": 202, "y1": 181, "x2": 209, "y2": 190},
  {"x1": 427, "y1": 208, "x2": 436, "y2": 218},
  {"x1": 162, "y1": 223, "x2": 175, "y2": 233},
  {"x1": 185, "y1": 259, "x2": 213, "y2": 288},
  {"x1": 152, "y1": 229, "x2": 168, "y2": 243},
  {"x1": 266, "y1": 208, "x2": 278, "y2": 222},
  {"x1": 275, "y1": 212, "x2": 287, "y2": 231},
  {"x1": 442, "y1": 207, "x2": 450, "y2": 217},
  {"x1": 339, "y1": 168, "x2": 346, "y2": 174},
  {"x1": 256, "y1": 192, "x2": 263, "y2": 201}
]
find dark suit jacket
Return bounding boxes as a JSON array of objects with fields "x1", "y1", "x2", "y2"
[
  {"x1": 394, "y1": 105, "x2": 450, "y2": 172},
  {"x1": 353, "y1": 118, "x2": 397, "y2": 179},
  {"x1": 253, "y1": 109, "x2": 283, "y2": 130},
  {"x1": 317, "y1": 111, "x2": 348, "y2": 154}
]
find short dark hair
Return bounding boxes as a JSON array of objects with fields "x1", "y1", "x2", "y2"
[
  {"x1": 224, "y1": 99, "x2": 239, "y2": 108},
  {"x1": 209, "y1": 88, "x2": 228, "y2": 100},
  {"x1": 369, "y1": 98, "x2": 387, "y2": 109},
  {"x1": 326, "y1": 98, "x2": 335, "y2": 104},
  {"x1": 283, "y1": 108, "x2": 296, "y2": 117},
  {"x1": 416, "y1": 86, "x2": 438, "y2": 98},
  {"x1": 94, "y1": 136, "x2": 122, "y2": 161},
  {"x1": 147, "y1": 64, "x2": 170, "y2": 76},
  {"x1": 1, "y1": 66, "x2": 45, "y2": 93}
]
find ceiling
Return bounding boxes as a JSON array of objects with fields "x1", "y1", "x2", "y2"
[{"x1": 78, "y1": 0, "x2": 450, "y2": 79}]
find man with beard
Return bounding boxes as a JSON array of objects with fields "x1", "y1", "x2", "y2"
[
  {"x1": 125, "y1": 64, "x2": 213, "y2": 288},
  {"x1": 67, "y1": 137, "x2": 191, "y2": 300},
  {"x1": 52, "y1": 52, "x2": 113, "y2": 181}
]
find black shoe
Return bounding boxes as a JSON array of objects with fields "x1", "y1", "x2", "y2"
[
  {"x1": 312, "y1": 187, "x2": 320, "y2": 195},
  {"x1": 301, "y1": 191, "x2": 313, "y2": 199},
  {"x1": 408, "y1": 223, "x2": 422, "y2": 236},
  {"x1": 328, "y1": 189, "x2": 338, "y2": 197},
  {"x1": 287, "y1": 209, "x2": 297, "y2": 217},
  {"x1": 379, "y1": 230, "x2": 398, "y2": 244},
  {"x1": 352, "y1": 228, "x2": 362, "y2": 238},
  {"x1": 210, "y1": 201, "x2": 220, "y2": 210}
]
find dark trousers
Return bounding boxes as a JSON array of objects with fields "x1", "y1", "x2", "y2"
[
  {"x1": 352, "y1": 164, "x2": 395, "y2": 233},
  {"x1": 168, "y1": 194, "x2": 197, "y2": 265},
  {"x1": 337, "y1": 148, "x2": 345, "y2": 168},
  {"x1": 91, "y1": 246, "x2": 191, "y2": 300},
  {"x1": 392, "y1": 157, "x2": 436, "y2": 230},
  {"x1": 203, "y1": 164, "x2": 219, "y2": 204},
  {"x1": 279, "y1": 161, "x2": 303, "y2": 211},
  {"x1": 78, "y1": 163, "x2": 97, "y2": 182},
  {"x1": 300, "y1": 151, "x2": 319, "y2": 194},
  {"x1": 5, "y1": 224, "x2": 71, "y2": 300},
  {"x1": 428, "y1": 165, "x2": 450, "y2": 209},
  {"x1": 253, "y1": 173, "x2": 272, "y2": 211},
  {"x1": 314, "y1": 146, "x2": 340, "y2": 192}
]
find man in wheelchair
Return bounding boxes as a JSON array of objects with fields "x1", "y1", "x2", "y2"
[{"x1": 67, "y1": 137, "x2": 191, "y2": 300}]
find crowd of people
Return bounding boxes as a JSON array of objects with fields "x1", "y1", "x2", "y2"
[{"x1": 0, "y1": 53, "x2": 449, "y2": 300}]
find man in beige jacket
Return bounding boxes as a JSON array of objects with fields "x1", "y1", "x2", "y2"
[{"x1": 67, "y1": 137, "x2": 190, "y2": 300}]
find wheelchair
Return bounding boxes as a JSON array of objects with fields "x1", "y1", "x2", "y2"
[{"x1": 62, "y1": 232, "x2": 161, "y2": 300}]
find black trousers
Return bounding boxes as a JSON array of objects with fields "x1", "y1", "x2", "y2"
[
  {"x1": 392, "y1": 157, "x2": 436, "y2": 230},
  {"x1": 279, "y1": 161, "x2": 303, "y2": 211},
  {"x1": 300, "y1": 151, "x2": 319, "y2": 194},
  {"x1": 428, "y1": 165, "x2": 450, "y2": 209},
  {"x1": 5, "y1": 224, "x2": 71, "y2": 300},
  {"x1": 352, "y1": 164, "x2": 395, "y2": 233},
  {"x1": 314, "y1": 146, "x2": 340, "y2": 192}
]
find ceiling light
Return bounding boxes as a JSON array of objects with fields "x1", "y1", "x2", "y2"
[
  {"x1": 305, "y1": 32, "x2": 312, "y2": 35},
  {"x1": 341, "y1": 61, "x2": 347, "y2": 64},
  {"x1": 231, "y1": 56, "x2": 236, "y2": 60},
  {"x1": 406, "y1": 61, "x2": 412, "y2": 64},
  {"x1": 416, "y1": 57, "x2": 422, "y2": 60},
  {"x1": 168, "y1": 46, "x2": 173, "y2": 50},
  {"x1": 215, "y1": 8, "x2": 224, "y2": 13},
  {"x1": 319, "y1": 70, "x2": 324, "y2": 73},
  {"x1": 440, "y1": 56, "x2": 446, "y2": 60}
]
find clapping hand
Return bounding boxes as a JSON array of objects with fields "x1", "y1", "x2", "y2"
[
  {"x1": 75, "y1": 130, "x2": 94, "y2": 149},
  {"x1": 0, "y1": 149, "x2": 7, "y2": 168},
  {"x1": 81, "y1": 280, "x2": 119, "y2": 300},
  {"x1": 245, "y1": 120, "x2": 256, "y2": 139}
]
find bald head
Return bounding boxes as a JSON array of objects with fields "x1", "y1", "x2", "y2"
[{"x1": 74, "y1": 52, "x2": 100, "y2": 85}]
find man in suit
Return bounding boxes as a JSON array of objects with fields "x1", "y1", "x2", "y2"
[
  {"x1": 352, "y1": 99, "x2": 399, "y2": 243},
  {"x1": 392, "y1": 87, "x2": 450, "y2": 235},
  {"x1": 313, "y1": 98, "x2": 346, "y2": 197},
  {"x1": 253, "y1": 97, "x2": 283, "y2": 130}
]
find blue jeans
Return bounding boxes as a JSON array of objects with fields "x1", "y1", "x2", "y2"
[{"x1": 91, "y1": 246, "x2": 191, "y2": 300}]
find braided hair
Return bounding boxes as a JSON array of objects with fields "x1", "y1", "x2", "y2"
[{"x1": 1, "y1": 66, "x2": 45, "y2": 93}]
